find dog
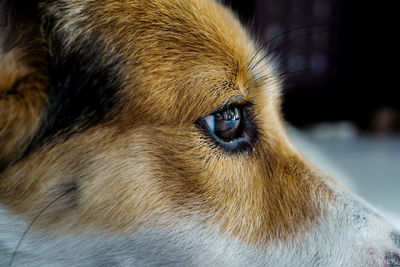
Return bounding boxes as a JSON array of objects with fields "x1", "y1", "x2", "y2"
[{"x1": 0, "y1": 0, "x2": 399, "y2": 266}]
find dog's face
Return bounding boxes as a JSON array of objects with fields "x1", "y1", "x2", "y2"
[{"x1": 0, "y1": 0, "x2": 399, "y2": 266}]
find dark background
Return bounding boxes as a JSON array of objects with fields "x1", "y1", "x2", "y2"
[{"x1": 223, "y1": 0, "x2": 399, "y2": 134}]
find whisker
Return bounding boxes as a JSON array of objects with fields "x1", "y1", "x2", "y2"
[
  {"x1": 8, "y1": 188, "x2": 75, "y2": 267},
  {"x1": 251, "y1": 68, "x2": 329, "y2": 88},
  {"x1": 247, "y1": 22, "x2": 338, "y2": 72},
  {"x1": 249, "y1": 27, "x2": 332, "y2": 73}
]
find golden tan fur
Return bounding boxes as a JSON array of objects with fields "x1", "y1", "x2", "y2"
[{"x1": 0, "y1": 0, "x2": 335, "y2": 249}]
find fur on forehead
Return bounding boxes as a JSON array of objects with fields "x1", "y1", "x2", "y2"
[
  {"x1": 41, "y1": 0, "x2": 278, "y2": 121},
  {"x1": 0, "y1": 0, "x2": 280, "y2": 156}
]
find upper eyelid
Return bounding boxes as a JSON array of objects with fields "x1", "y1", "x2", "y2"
[
  {"x1": 225, "y1": 95, "x2": 247, "y2": 106},
  {"x1": 211, "y1": 95, "x2": 251, "y2": 114},
  {"x1": 194, "y1": 95, "x2": 251, "y2": 124}
]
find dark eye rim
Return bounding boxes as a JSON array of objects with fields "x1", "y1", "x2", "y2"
[{"x1": 196, "y1": 103, "x2": 257, "y2": 153}]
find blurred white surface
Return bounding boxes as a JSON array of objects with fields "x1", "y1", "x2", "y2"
[{"x1": 288, "y1": 126, "x2": 400, "y2": 228}]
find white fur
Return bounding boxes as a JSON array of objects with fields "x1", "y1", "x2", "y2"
[{"x1": 1, "y1": 183, "x2": 399, "y2": 266}]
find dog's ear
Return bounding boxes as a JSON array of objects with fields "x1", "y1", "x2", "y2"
[{"x1": 0, "y1": 0, "x2": 48, "y2": 168}]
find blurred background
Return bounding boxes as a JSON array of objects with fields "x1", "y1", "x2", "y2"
[{"x1": 223, "y1": 0, "x2": 400, "y2": 225}]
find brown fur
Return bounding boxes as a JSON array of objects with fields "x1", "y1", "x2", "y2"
[
  {"x1": 0, "y1": 1, "x2": 48, "y2": 167},
  {"x1": 0, "y1": 0, "x2": 334, "y2": 248}
]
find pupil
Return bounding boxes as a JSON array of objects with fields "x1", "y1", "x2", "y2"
[{"x1": 214, "y1": 107, "x2": 240, "y2": 141}]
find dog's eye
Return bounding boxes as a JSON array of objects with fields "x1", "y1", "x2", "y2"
[
  {"x1": 204, "y1": 107, "x2": 241, "y2": 141},
  {"x1": 197, "y1": 104, "x2": 255, "y2": 153}
]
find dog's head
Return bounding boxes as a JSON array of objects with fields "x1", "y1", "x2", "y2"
[{"x1": 0, "y1": 0, "x2": 399, "y2": 266}]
